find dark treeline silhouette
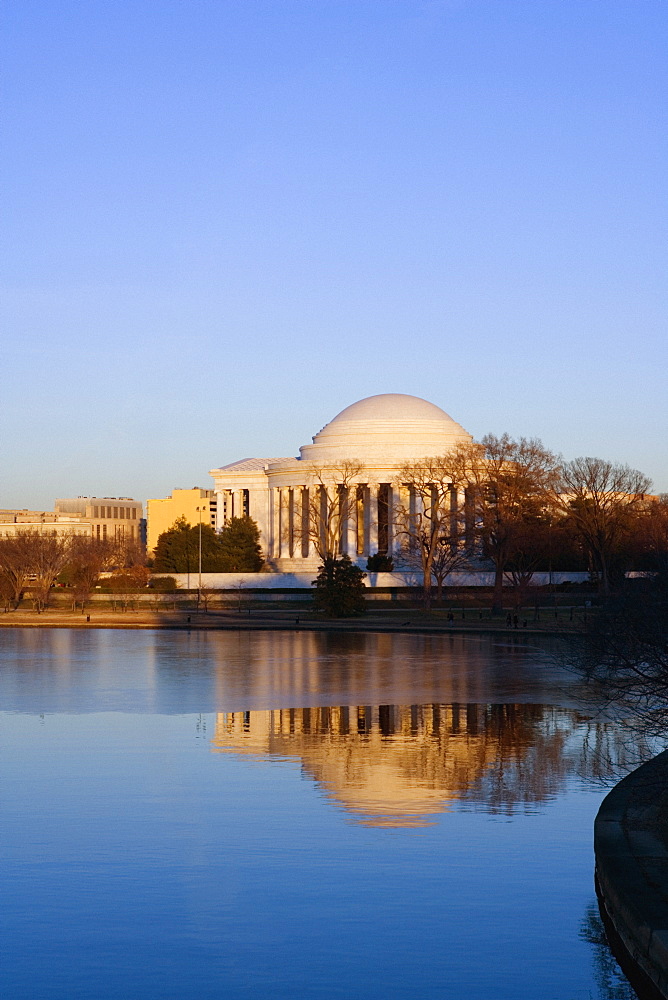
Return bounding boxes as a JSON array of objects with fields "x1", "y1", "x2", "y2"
[{"x1": 568, "y1": 569, "x2": 668, "y2": 744}]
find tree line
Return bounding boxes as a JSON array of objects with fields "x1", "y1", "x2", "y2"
[
  {"x1": 294, "y1": 438, "x2": 666, "y2": 611},
  {"x1": 0, "y1": 533, "x2": 145, "y2": 611},
  {"x1": 395, "y1": 437, "x2": 665, "y2": 609}
]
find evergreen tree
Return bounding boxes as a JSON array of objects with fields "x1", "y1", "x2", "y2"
[
  {"x1": 218, "y1": 516, "x2": 264, "y2": 572},
  {"x1": 154, "y1": 518, "x2": 228, "y2": 572},
  {"x1": 312, "y1": 555, "x2": 366, "y2": 617}
]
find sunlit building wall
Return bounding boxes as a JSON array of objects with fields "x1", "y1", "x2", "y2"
[{"x1": 146, "y1": 487, "x2": 217, "y2": 555}]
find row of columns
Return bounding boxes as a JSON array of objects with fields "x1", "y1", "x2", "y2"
[
  {"x1": 214, "y1": 489, "x2": 248, "y2": 527},
  {"x1": 266, "y1": 483, "x2": 419, "y2": 562},
  {"x1": 216, "y1": 482, "x2": 473, "y2": 565}
]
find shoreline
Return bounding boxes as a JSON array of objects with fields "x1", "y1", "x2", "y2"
[{"x1": 0, "y1": 607, "x2": 580, "y2": 636}]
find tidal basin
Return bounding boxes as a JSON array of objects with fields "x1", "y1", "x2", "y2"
[{"x1": 0, "y1": 628, "x2": 641, "y2": 999}]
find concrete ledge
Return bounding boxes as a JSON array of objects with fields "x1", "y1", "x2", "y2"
[{"x1": 595, "y1": 750, "x2": 668, "y2": 999}]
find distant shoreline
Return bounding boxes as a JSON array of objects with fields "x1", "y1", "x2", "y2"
[{"x1": 0, "y1": 607, "x2": 580, "y2": 637}]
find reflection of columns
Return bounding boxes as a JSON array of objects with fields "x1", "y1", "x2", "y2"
[{"x1": 367, "y1": 484, "x2": 378, "y2": 555}]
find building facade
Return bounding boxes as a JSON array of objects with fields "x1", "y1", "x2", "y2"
[
  {"x1": 209, "y1": 393, "x2": 473, "y2": 572},
  {"x1": 146, "y1": 488, "x2": 218, "y2": 555},
  {"x1": 0, "y1": 498, "x2": 143, "y2": 542}
]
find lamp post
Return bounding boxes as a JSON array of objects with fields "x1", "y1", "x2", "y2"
[{"x1": 196, "y1": 506, "x2": 203, "y2": 609}]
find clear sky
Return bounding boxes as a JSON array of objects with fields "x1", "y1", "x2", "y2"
[{"x1": 2, "y1": 0, "x2": 666, "y2": 510}]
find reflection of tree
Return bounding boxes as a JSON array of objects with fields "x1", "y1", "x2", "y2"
[
  {"x1": 579, "y1": 903, "x2": 638, "y2": 1000},
  {"x1": 211, "y1": 702, "x2": 629, "y2": 827}
]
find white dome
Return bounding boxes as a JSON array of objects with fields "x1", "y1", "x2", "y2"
[{"x1": 299, "y1": 393, "x2": 472, "y2": 465}]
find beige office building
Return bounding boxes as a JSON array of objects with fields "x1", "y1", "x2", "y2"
[{"x1": 0, "y1": 498, "x2": 142, "y2": 543}]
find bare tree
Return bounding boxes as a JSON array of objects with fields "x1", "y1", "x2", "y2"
[
  {"x1": 503, "y1": 516, "x2": 553, "y2": 606},
  {"x1": 298, "y1": 462, "x2": 365, "y2": 561},
  {"x1": 0, "y1": 534, "x2": 36, "y2": 609},
  {"x1": 199, "y1": 586, "x2": 217, "y2": 613},
  {"x1": 558, "y1": 457, "x2": 652, "y2": 595},
  {"x1": 30, "y1": 532, "x2": 72, "y2": 611},
  {"x1": 442, "y1": 435, "x2": 560, "y2": 613},
  {"x1": 65, "y1": 536, "x2": 112, "y2": 612},
  {"x1": 394, "y1": 458, "x2": 468, "y2": 607},
  {"x1": 635, "y1": 495, "x2": 668, "y2": 574}
]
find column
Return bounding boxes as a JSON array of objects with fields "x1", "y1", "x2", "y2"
[
  {"x1": 392, "y1": 485, "x2": 410, "y2": 559},
  {"x1": 277, "y1": 488, "x2": 284, "y2": 558},
  {"x1": 449, "y1": 485, "x2": 460, "y2": 550},
  {"x1": 288, "y1": 488, "x2": 295, "y2": 559},
  {"x1": 385, "y1": 484, "x2": 394, "y2": 557},
  {"x1": 409, "y1": 486, "x2": 422, "y2": 552},
  {"x1": 214, "y1": 491, "x2": 225, "y2": 532},
  {"x1": 302, "y1": 488, "x2": 310, "y2": 558},
  {"x1": 344, "y1": 487, "x2": 357, "y2": 559},
  {"x1": 292, "y1": 485, "x2": 309, "y2": 561},
  {"x1": 248, "y1": 489, "x2": 270, "y2": 558},
  {"x1": 366, "y1": 485, "x2": 379, "y2": 555},
  {"x1": 464, "y1": 487, "x2": 475, "y2": 551},
  {"x1": 273, "y1": 487, "x2": 283, "y2": 559},
  {"x1": 267, "y1": 488, "x2": 276, "y2": 558}
]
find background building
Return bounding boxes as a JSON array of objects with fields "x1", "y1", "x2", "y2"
[
  {"x1": 0, "y1": 498, "x2": 143, "y2": 542},
  {"x1": 146, "y1": 488, "x2": 217, "y2": 555}
]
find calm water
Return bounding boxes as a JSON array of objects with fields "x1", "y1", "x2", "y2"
[{"x1": 0, "y1": 628, "x2": 642, "y2": 999}]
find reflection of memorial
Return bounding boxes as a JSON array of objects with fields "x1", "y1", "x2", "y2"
[
  {"x1": 208, "y1": 629, "x2": 548, "y2": 714},
  {"x1": 212, "y1": 703, "x2": 584, "y2": 827}
]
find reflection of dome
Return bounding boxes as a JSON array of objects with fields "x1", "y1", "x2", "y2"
[
  {"x1": 299, "y1": 393, "x2": 472, "y2": 464},
  {"x1": 211, "y1": 703, "x2": 575, "y2": 828}
]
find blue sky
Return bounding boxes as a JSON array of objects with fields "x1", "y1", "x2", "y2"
[{"x1": 2, "y1": 0, "x2": 666, "y2": 509}]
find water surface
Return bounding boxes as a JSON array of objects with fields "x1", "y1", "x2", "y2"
[{"x1": 0, "y1": 629, "x2": 640, "y2": 999}]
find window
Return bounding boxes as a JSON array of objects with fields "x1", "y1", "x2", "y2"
[{"x1": 113, "y1": 507, "x2": 118, "y2": 519}]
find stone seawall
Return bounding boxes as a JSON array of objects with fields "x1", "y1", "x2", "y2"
[{"x1": 595, "y1": 750, "x2": 668, "y2": 999}]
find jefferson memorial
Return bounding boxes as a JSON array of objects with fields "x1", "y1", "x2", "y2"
[{"x1": 209, "y1": 394, "x2": 473, "y2": 572}]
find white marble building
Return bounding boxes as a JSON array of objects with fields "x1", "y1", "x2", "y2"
[{"x1": 209, "y1": 394, "x2": 473, "y2": 572}]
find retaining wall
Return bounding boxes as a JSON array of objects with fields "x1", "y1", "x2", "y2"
[
  {"x1": 595, "y1": 750, "x2": 668, "y2": 999},
  {"x1": 160, "y1": 570, "x2": 589, "y2": 590}
]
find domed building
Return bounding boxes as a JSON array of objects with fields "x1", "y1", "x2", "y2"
[{"x1": 209, "y1": 394, "x2": 473, "y2": 571}]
